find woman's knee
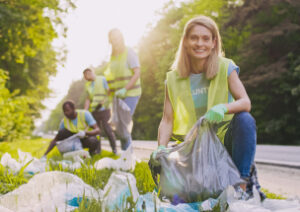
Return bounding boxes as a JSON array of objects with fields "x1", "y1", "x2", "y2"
[{"x1": 234, "y1": 112, "x2": 256, "y2": 128}]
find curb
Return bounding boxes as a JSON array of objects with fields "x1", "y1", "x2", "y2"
[{"x1": 255, "y1": 159, "x2": 300, "y2": 169}]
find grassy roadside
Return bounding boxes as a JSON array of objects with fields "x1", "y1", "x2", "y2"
[{"x1": 0, "y1": 138, "x2": 285, "y2": 211}]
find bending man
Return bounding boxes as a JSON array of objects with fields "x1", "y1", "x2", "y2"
[{"x1": 43, "y1": 100, "x2": 101, "y2": 156}]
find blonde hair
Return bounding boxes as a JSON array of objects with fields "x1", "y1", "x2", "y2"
[{"x1": 171, "y1": 16, "x2": 223, "y2": 79}]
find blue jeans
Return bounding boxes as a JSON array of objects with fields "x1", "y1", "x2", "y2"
[
  {"x1": 120, "y1": 96, "x2": 140, "y2": 150},
  {"x1": 224, "y1": 112, "x2": 256, "y2": 178}
]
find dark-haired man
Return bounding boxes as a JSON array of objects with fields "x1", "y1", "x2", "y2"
[
  {"x1": 43, "y1": 100, "x2": 101, "y2": 157},
  {"x1": 83, "y1": 68, "x2": 117, "y2": 154}
]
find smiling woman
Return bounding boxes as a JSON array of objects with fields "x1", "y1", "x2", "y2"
[{"x1": 153, "y1": 15, "x2": 266, "y2": 201}]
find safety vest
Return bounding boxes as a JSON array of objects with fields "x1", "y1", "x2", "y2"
[
  {"x1": 86, "y1": 76, "x2": 108, "y2": 111},
  {"x1": 63, "y1": 110, "x2": 87, "y2": 133},
  {"x1": 104, "y1": 47, "x2": 142, "y2": 97},
  {"x1": 166, "y1": 57, "x2": 235, "y2": 143}
]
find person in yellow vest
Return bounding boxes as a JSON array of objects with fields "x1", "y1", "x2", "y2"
[
  {"x1": 83, "y1": 68, "x2": 117, "y2": 154},
  {"x1": 151, "y1": 16, "x2": 265, "y2": 200},
  {"x1": 104, "y1": 28, "x2": 141, "y2": 150},
  {"x1": 43, "y1": 100, "x2": 101, "y2": 156}
]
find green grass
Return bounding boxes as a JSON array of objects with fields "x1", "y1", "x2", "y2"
[
  {"x1": 0, "y1": 138, "x2": 119, "y2": 195},
  {"x1": 0, "y1": 138, "x2": 287, "y2": 211},
  {"x1": 262, "y1": 188, "x2": 286, "y2": 199},
  {"x1": 133, "y1": 161, "x2": 156, "y2": 194}
]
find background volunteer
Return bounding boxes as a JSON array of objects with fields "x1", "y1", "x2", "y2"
[
  {"x1": 43, "y1": 100, "x2": 100, "y2": 156},
  {"x1": 83, "y1": 68, "x2": 117, "y2": 154},
  {"x1": 104, "y1": 28, "x2": 141, "y2": 150}
]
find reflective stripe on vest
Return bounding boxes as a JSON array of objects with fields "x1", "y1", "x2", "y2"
[
  {"x1": 166, "y1": 57, "x2": 235, "y2": 143},
  {"x1": 86, "y1": 76, "x2": 107, "y2": 111},
  {"x1": 104, "y1": 47, "x2": 141, "y2": 97},
  {"x1": 63, "y1": 110, "x2": 87, "y2": 133}
]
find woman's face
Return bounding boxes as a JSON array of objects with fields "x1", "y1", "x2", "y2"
[
  {"x1": 185, "y1": 25, "x2": 215, "y2": 61},
  {"x1": 109, "y1": 30, "x2": 124, "y2": 49}
]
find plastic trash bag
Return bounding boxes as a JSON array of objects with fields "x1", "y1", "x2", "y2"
[
  {"x1": 102, "y1": 171, "x2": 139, "y2": 211},
  {"x1": 0, "y1": 171, "x2": 100, "y2": 212},
  {"x1": 56, "y1": 134, "x2": 83, "y2": 154},
  {"x1": 135, "y1": 192, "x2": 219, "y2": 212},
  {"x1": 94, "y1": 144, "x2": 136, "y2": 171},
  {"x1": 1, "y1": 150, "x2": 46, "y2": 174},
  {"x1": 63, "y1": 149, "x2": 90, "y2": 160},
  {"x1": 224, "y1": 186, "x2": 300, "y2": 212},
  {"x1": 155, "y1": 117, "x2": 243, "y2": 202},
  {"x1": 0, "y1": 152, "x2": 21, "y2": 173},
  {"x1": 110, "y1": 97, "x2": 133, "y2": 139}
]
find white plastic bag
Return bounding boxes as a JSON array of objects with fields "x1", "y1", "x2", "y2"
[
  {"x1": 56, "y1": 134, "x2": 82, "y2": 153},
  {"x1": 102, "y1": 171, "x2": 139, "y2": 211},
  {"x1": 63, "y1": 149, "x2": 90, "y2": 160},
  {"x1": 110, "y1": 97, "x2": 133, "y2": 139},
  {"x1": 0, "y1": 171, "x2": 100, "y2": 212},
  {"x1": 94, "y1": 144, "x2": 135, "y2": 171},
  {"x1": 0, "y1": 150, "x2": 46, "y2": 174}
]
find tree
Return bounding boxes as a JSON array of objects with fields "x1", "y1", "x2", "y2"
[
  {"x1": 223, "y1": 0, "x2": 300, "y2": 144},
  {"x1": 0, "y1": 0, "x2": 75, "y2": 140}
]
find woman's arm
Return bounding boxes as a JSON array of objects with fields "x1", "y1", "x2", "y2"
[
  {"x1": 158, "y1": 85, "x2": 174, "y2": 147},
  {"x1": 225, "y1": 70, "x2": 251, "y2": 114},
  {"x1": 84, "y1": 98, "x2": 90, "y2": 110},
  {"x1": 125, "y1": 67, "x2": 140, "y2": 90}
]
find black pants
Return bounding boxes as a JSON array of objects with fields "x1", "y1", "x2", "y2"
[
  {"x1": 55, "y1": 128, "x2": 100, "y2": 155},
  {"x1": 92, "y1": 109, "x2": 117, "y2": 152}
]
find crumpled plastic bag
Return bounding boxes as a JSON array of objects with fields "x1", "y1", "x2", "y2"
[
  {"x1": 1, "y1": 150, "x2": 46, "y2": 174},
  {"x1": 135, "y1": 192, "x2": 219, "y2": 212},
  {"x1": 155, "y1": 117, "x2": 243, "y2": 202},
  {"x1": 56, "y1": 134, "x2": 83, "y2": 154},
  {"x1": 0, "y1": 171, "x2": 100, "y2": 212},
  {"x1": 110, "y1": 97, "x2": 133, "y2": 139},
  {"x1": 63, "y1": 149, "x2": 90, "y2": 160},
  {"x1": 94, "y1": 144, "x2": 136, "y2": 171},
  {"x1": 223, "y1": 186, "x2": 300, "y2": 212},
  {"x1": 102, "y1": 171, "x2": 139, "y2": 210}
]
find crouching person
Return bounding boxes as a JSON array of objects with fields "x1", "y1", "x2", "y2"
[{"x1": 43, "y1": 100, "x2": 101, "y2": 157}]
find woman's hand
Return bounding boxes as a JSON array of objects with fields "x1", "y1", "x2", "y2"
[{"x1": 205, "y1": 104, "x2": 228, "y2": 123}]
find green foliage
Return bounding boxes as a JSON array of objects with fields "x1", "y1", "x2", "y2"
[
  {"x1": 0, "y1": 70, "x2": 35, "y2": 141},
  {"x1": 224, "y1": 0, "x2": 300, "y2": 144},
  {"x1": 133, "y1": 161, "x2": 156, "y2": 194},
  {"x1": 0, "y1": 0, "x2": 75, "y2": 134}
]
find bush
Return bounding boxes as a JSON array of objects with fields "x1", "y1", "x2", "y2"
[{"x1": 0, "y1": 69, "x2": 35, "y2": 141}]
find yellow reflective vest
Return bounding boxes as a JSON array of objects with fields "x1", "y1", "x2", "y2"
[
  {"x1": 166, "y1": 57, "x2": 235, "y2": 143},
  {"x1": 104, "y1": 47, "x2": 141, "y2": 97},
  {"x1": 63, "y1": 110, "x2": 87, "y2": 133},
  {"x1": 86, "y1": 76, "x2": 108, "y2": 111}
]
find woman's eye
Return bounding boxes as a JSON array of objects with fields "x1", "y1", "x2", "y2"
[{"x1": 203, "y1": 36, "x2": 210, "y2": 41}]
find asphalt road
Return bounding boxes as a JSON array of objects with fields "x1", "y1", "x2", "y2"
[{"x1": 102, "y1": 140, "x2": 300, "y2": 199}]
